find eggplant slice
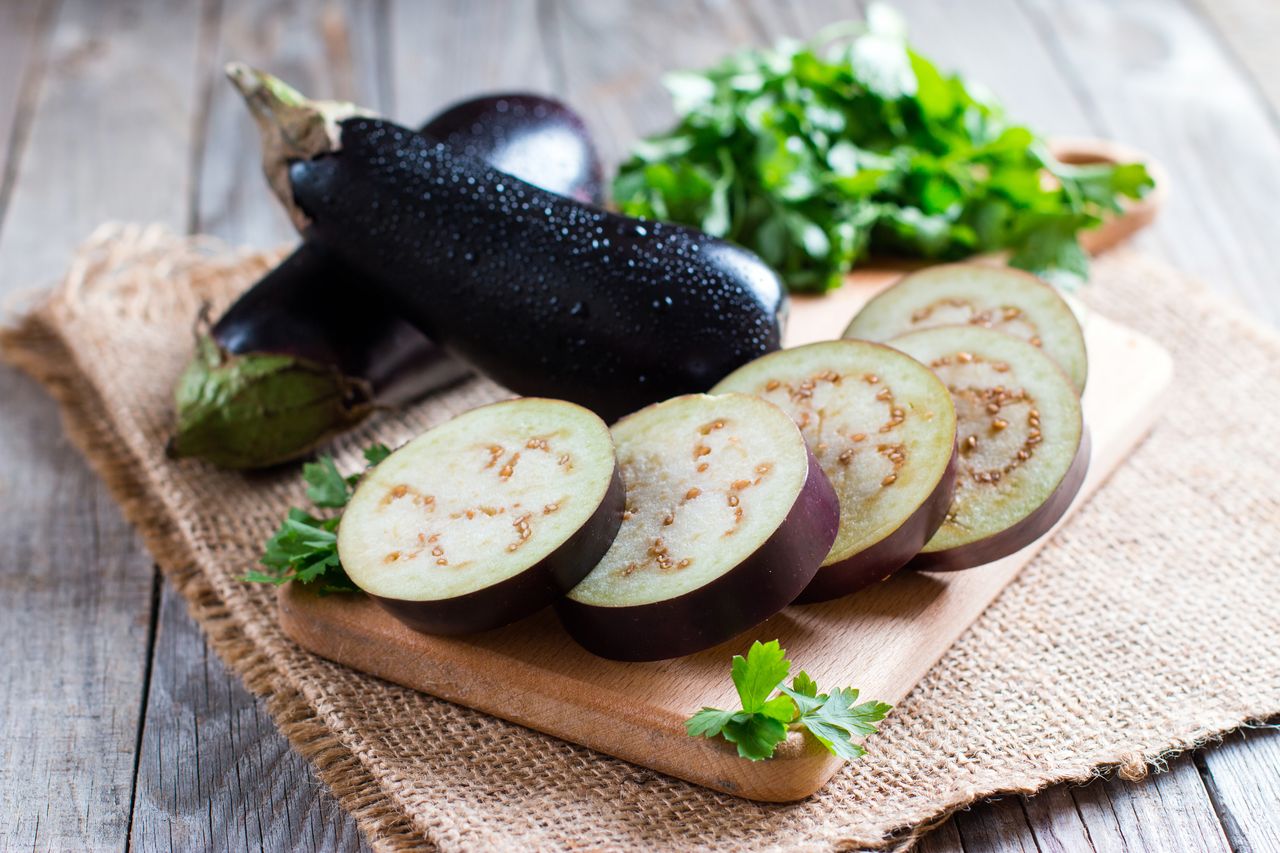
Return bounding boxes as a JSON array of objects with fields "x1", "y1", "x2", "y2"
[
  {"x1": 712, "y1": 340, "x2": 958, "y2": 602},
  {"x1": 338, "y1": 398, "x2": 622, "y2": 634},
  {"x1": 558, "y1": 393, "x2": 839, "y2": 661},
  {"x1": 888, "y1": 326, "x2": 1088, "y2": 571},
  {"x1": 844, "y1": 263, "x2": 1088, "y2": 392}
]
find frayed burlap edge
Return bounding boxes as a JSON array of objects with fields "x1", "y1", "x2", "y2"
[{"x1": 0, "y1": 312, "x2": 427, "y2": 853}]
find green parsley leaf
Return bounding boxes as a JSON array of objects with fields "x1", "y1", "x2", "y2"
[
  {"x1": 685, "y1": 707, "x2": 743, "y2": 738},
  {"x1": 796, "y1": 687, "x2": 893, "y2": 760},
  {"x1": 686, "y1": 641, "x2": 891, "y2": 761},
  {"x1": 303, "y1": 455, "x2": 352, "y2": 508},
  {"x1": 363, "y1": 443, "x2": 392, "y2": 466},
  {"x1": 731, "y1": 639, "x2": 791, "y2": 712},
  {"x1": 721, "y1": 715, "x2": 791, "y2": 761},
  {"x1": 613, "y1": 9, "x2": 1154, "y2": 292},
  {"x1": 246, "y1": 443, "x2": 392, "y2": 593}
]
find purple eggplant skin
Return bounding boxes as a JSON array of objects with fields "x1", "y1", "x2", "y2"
[
  {"x1": 169, "y1": 93, "x2": 605, "y2": 470},
  {"x1": 555, "y1": 448, "x2": 839, "y2": 662},
  {"x1": 795, "y1": 442, "x2": 958, "y2": 604},
  {"x1": 373, "y1": 464, "x2": 625, "y2": 635},
  {"x1": 284, "y1": 117, "x2": 787, "y2": 423},
  {"x1": 907, "y1": 428, "x2": 1092, "y2": 573}
]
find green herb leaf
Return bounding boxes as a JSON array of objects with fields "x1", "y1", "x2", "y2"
[
  {"x1": 721, "y1": 715, "x2": 791, "y2": 761},
  {"x1": 363, "y1": 443, "x2": 392, "y2": 466},
  {"x1": 303, "y1": 455, "x2": 352, "y2": 508},
  {"x1": 612, "y1": 10, "x2": 1154, "y2": 292},
  {"x1": 731, "y1": 639, "x2": 792, "y2": 712},
  {"x1": 246, "y1": 443, "x2": 392, "y2": 593},
  {"x1": 686, "y1": 641, "x2": 890, "y2": 761},
  {"x1": 796, "y1": 688, "x2": 893, "y2": 760}
]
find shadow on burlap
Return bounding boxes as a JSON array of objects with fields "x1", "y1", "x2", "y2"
[{"x1": 3, "y1": 224, "x2": 1278, "y2": 852}]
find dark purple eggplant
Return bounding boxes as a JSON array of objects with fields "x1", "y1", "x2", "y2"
[
  {"x1": 227, "y1": 65, "x2": 787, "y2": 424},
  {"x1": 169, "y1": 93, "x2": 605, "y2": 469}
]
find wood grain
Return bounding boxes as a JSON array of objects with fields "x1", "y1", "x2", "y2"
[
  {"x1": 388, "y1": 0, "x2": 556, "y2": 125},
  {"x1": 279, "y1": 269, "x2": 1173, "y2": 802},
  {"x1": 0, "y1": 0, "x2": 54, "y2": 224},
  {"x1": 1022, "y1": 0, "x2": 1280, "y2": 327},
  {"x1": 1068, "y1": 758, "x2": 1231, "y2": 852},
  {"x1": 127, "y1": 1, "x2": 382, "y2": 849},
  {"x1": 1190, "y1": 0, "x2": 1280, "y2": 125},
  {"x1": 130, "y1": 579, "x2": 371, "y2": 852},
  {"x1": 0, "y1": 1, "x2": 204, "y2": 849},
  {"x1": 548, "y1": 0, "x2": 759, "y2": 169},
  {"x1": 1198, "y1": 729, "x2": 1280, "y2": 852}
]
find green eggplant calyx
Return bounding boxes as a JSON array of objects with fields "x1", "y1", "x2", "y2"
[
  {"x1": 168, "y1": 334, "x2": 375, "y2": 470},
  {"x1": 224, "y1": 62, "x2": 375, "y2": 230}
]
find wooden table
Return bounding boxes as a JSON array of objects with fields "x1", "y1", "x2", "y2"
[{"x1": 1, "y1": 1, "x2": 1276, "y2": 850}]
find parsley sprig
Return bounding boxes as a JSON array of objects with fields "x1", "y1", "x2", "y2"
[
  {"x1": 686, "y1": 640, "x2": 891, "y2": 761},
  {"x1": 613, "y1": 5, "x2": 1154, "y2": 292},
  {"x1": 244, "y1": 444, "x2": 390, "y2": 593}
]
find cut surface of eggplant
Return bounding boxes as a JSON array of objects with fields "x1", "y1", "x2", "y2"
[
  {"x1": 711, "y1": 340, "x2": 957, "y2": 601},
  {"x1": 888, "y1": 326, "x2": 1087, "y2": 571},
  {"x1": 559, "y1": 393, "x2": 839, "y2": 661},
  {"x1": 844, "y1": 264, "x2": 1088, "y2": 392},
  {"x1": 337, "y1": 398, "x2": 622, "y2": 633}
]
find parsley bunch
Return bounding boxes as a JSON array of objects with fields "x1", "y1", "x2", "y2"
[
  {"x1": 244, "y1": 444, "x2": 390, "y2": 593},
  {"x1": 686, "y1": 640, "x2": 891, "y2": 761},
  {"x1": 613, "y1": 5, "x2": 1154, "y2": 292}
]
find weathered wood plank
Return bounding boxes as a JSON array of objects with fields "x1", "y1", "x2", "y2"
[
  {"x1": 194, "y1": 0, "x2": 388, "y2": 250},
  {"x1": 952, "y1": 797, "x2": 1040, "y2": 853},
  {"x1": 130, "y1": 583, "x2": 371, "y2": 853},
  {"x1": 0, "y1": 1, "x2": 205, "y2": 849},
  {"x1": 546, "y1": 0, "x2": 758, "y2": 169},
  {"x1": 1198, "y1": 729, "x2": 1280, "y2": 853},
  {"x1": 388, "y1": 0, "x2": 556, "y2": 126},
  {"x1": 0, "y1": 0, "x2": 55, "y2": 221},
  {"x1": 128, "y1": 1, "x2": 381, "y2": 850},
  {"x1": 1189, "y1": 0, "x2": 1280, "y2": 127},
  {"x1": 915, "y1": 816, "x2": 964, "y2": 853},
  {"x1": 1021, "y1": 0, "x2": 1280, "y2": 325},
  {"x1": 1068, "y1": 757, "x2": 1231, "y2": 852}
]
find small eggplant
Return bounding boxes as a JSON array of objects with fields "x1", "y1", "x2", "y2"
[
  {"x1": 170, "y1": 93, "x2": 605, "y2": 469},
  {"x1": 227, "y1": 65, "x2": 787, "y2": 424}
]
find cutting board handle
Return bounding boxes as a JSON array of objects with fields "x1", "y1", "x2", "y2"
[{"x1": 1047, "y1": 137, "x2": 1168, "y2": 255}]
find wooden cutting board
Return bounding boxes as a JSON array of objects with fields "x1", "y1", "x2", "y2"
[{"x1": 278, "y1": 140, "x2": 1172, "y2": 803}]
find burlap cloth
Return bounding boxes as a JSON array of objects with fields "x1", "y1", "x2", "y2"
[{"x1": 3, "y1": 223, "x2": 1278, "y2": 851}]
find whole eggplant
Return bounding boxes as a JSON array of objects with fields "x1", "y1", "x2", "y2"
[
  {"x1": 228, "y1": 66, "x2": 787, "y2": 423},
  {"x1": 170, "y1": 93, "x2": 605, "y2": 469}
]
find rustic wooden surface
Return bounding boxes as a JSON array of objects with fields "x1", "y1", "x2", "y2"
[{"x1": 0, "y1": 0, "x2": 1276, "y2": 849}]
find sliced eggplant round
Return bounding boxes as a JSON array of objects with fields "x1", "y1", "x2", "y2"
[
  {"x1": 337, "y1": 398, "x2": 623, "y2": 634},
  {"x1": 557, "y1": 393, "x2": 839, "y2": 661},
  {"x1": 887, "y1": 326, "x2": 1088, "y2": 572},
  {"x1": 844, "y1": 263, "x2": 1088, "y2": 392},
  {"x1": 711, "y1": 340, "x2": 958, "y2": 602}
]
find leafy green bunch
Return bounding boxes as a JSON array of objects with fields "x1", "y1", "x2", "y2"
[
  {"x1": 613, "y1": 5, "x2": 1153, "y2": 292},
  {"x1": 686, "y1": 640, "x2": 891, "y2": 761},
  {"x1": 245, "y1": 444, "x2": 390, "y2": 593}
]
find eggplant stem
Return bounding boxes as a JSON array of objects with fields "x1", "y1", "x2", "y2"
[{"x1": 224, "y1": 62, "x2": 374, "y2": 230}]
